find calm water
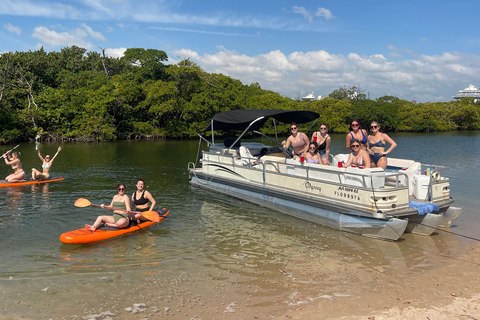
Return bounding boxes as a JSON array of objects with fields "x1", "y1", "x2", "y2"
[{"x1": 0, "y1": 132, "x2": 479, "y2": 318}]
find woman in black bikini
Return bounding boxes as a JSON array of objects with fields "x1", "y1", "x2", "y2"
[{"x1": 131, "y1": 178, "x2": 156, "y2": 223}]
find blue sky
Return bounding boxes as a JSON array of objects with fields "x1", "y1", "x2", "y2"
[{"x1": 2, "y1": 0, "x2": 480, "y2": 102}]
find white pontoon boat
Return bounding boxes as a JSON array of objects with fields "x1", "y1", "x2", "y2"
[{"x1": 188, "y1": 110, "x2": 462, "y2": 241}]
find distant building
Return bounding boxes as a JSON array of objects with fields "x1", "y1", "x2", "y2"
[
  {"x1": 300, "y1": 91, "x2": 325, "y2": 101},
  {"x1": 453, "y1": 84, "x2": 480, "y2": 100}
]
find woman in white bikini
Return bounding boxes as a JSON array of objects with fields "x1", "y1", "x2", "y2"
[
  {"x1": 31, "y1": 146, "x2": 62, "y2": 180},
  {"x1": 3, "y1": 151, "x2": 25, "y2": 182},
  {"x1": 343, "y1": 139, "x2": 371, "y2": 168}
]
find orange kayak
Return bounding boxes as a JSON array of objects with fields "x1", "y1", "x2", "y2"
[
  {"x1": 59, "y1": 209, "x2": 169, "y2": 244},
  {"x1": 0, "y1": 177, "x2": 64, "y2": 187}
]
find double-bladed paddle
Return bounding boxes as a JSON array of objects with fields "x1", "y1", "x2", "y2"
[{"x1": 74, "y1": 198, "x2": 166, "y2": 223}]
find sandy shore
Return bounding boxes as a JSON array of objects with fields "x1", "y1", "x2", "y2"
[
  {"x1": 288, "y1": 243, "x2": 480, "y2": 320},
  {"x1": 1, "y1": 239, "x2": 479, "y2": 320}
]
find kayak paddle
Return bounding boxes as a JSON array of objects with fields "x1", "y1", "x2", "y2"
[
  {"x1": 1, "y1": 144, "x2": 20, "y2": 158},
  {"x1": 74, "y1": 198, "x2": 165, "y2": 223}
]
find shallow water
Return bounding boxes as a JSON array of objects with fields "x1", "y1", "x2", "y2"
[{"x1": 0, "y1": 132, "x2": 479, "y2": 319}]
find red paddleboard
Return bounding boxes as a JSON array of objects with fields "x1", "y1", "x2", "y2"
[
  {"x1": 60, "y1": 209, "x2": 169, "y2": 244},
  {"x1": 0, "y1": 177, "x2": 64, "y2": 187}
]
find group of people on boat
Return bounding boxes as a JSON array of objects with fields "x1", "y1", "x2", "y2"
[
  {"x1": 85, "y1": 178, "x2": 156, "y2": 231},
  {"x1": 2, "y1": 146, "x2": 62, "y2": 182},
  {"x1": 284, "y1": 120, "x2": 397, "y2": 170}
]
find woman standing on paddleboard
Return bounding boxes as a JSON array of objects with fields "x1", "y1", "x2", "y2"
[
  {"x1": 131, "y1": 178, "x2": 156, "y2": 223},
  {"x1": 85, "y1": 184, "x2": 131, "y2": 231},
  {"x1": 3, "y1": 151, "x2": 25, "y2": 182},
  {"x1": 31, "y1": 146, "x2": 62, "y2": 180}
]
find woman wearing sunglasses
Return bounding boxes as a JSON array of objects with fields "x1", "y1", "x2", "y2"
[
  {"x1": 31, "y1": 146, "x2": 62, "y2": 180},
  {"x1": 85, "y1": 184, "x2": 132, "y2": 231},
  {"x1": 305, "y1": 142, "x2": 321, "y2": 164},
  {"x1": 367, "y1": 121, "x2": 397, "y2": 170},
  {"x1": 343, "y1": 139, "x2": 371, "y2": 168},
  {"x1": 311, "y1": 124, "x2": 331, "y2": 165},
  {"x1": 284, "y1": 122, "x2": 310, "y2": 159},
  {"x1": 346, "y1": 120, "x2": 368, "y2": 151}
]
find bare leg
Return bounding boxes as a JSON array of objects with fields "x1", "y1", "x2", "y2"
[
  {"x1": 86, "y1": 215, "x2": 116, "y2": 231},
  {"x1": 6, "y1": 172, "x2": 26, "y2": 182},
  {"x1": 377, "y1": 157, "x2": 387, "y2": 170},
  {"x1": 105, "y1": 218, "x2": 129, "y2": 228}
]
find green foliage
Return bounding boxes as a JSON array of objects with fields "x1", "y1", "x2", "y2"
[{"x1": 1, "y1": 47, "x2": 479, "y2": 144}]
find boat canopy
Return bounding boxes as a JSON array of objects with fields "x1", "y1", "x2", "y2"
[{"x1": 204, "y1": 109, "x2": 319, "y2": 132}]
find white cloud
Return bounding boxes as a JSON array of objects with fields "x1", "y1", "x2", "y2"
[
  {"x1": 172, "y1": 47, "x2": 480, "y2": 102},
  {"x1": 32, "y1": 26, "x2": 94, "y2": 50},
  {"x1": 315, "y1": 8, "x2": 334, "y2": 20},
  {"x1": 292, "y1": 6, "x2": 313, "y2": 23},
  {"x1": 4, "y1": 22, "x2": 21, "y2": 35},
  {"x1": 105, "y1": 47, "x2": 127, "y2": 58},
  {"x1": 81, "y1": 23, "x2": 106, "y2": 41},
  {"x1": 0, "y1": 0, "x2": 331, "y2": 32}
]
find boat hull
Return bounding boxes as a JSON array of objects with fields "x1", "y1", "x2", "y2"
[{"x1": 190, "y1": 176, "x2": 407, "y2": 241}]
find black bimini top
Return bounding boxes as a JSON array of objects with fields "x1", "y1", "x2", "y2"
[{"x1": 204, "y1": 109, "x2": 319, "y2": 131}]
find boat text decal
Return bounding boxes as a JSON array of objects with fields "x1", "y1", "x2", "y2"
[
  {"x1": 334, "y1": 186, "x2": 360, "y2": 201},
  {"x1": 304, "y1": 181, "x2": 322, "y2": 194}
]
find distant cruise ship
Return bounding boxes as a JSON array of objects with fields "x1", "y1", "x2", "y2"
[{"x1": 453, "y1": 84, "x2": 480, "y2": 99}]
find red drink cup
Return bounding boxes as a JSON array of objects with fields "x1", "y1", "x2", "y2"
[
  {"x1": 338, "y1": 162, "x2": 343, "y2": 168},
  {"x1": 313, "y1": 136, "x2": 317, "y2": 142},
  {"x1": 300, "y1": 156, "x2": 305, "y2": 163}
]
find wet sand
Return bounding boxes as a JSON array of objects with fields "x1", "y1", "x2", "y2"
[{"x1": 1, "y1": 238, "x2": 479, "y2": 320}]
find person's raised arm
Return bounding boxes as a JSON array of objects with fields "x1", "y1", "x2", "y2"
[{"x1": 50, "y1": 146, "x2": 62, "y2": 162}]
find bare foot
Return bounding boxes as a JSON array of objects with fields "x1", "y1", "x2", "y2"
[{"x1": 85, "y1": 224, "x2": 96, "y2": 232}]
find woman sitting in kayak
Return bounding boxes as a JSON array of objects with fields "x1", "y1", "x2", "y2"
[
  {"x1": 3, "y1": 151, "x2": 26, "y2": 182},
  {"x1": 31, "y1": 146, "x2": 62, "y2": 180},
  {"x1": 85, "y1": 184, "x2": 131, "y2": 231},
  {"x1": 131, "y1": 178, "x2": 156, "y2": 223}
]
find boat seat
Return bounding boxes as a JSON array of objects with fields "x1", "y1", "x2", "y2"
[
  {"x1": 239, "y1": 146, "x2": 259, "y2": 166},
  {"x1": 332, "y1": 154, "x2": 349, "y2": 167}
]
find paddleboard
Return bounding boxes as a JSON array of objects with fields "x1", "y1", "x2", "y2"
[
  {"x1": 0, "y1": 177, "x2": 64, "y2": 187},
  {"x1": 59, "y1": 208, "x2": 169, "y2": 244}
]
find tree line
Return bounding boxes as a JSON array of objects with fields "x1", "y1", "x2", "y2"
[{"x1": 1, "y1": 46, "x2": 479, "y2": 143}]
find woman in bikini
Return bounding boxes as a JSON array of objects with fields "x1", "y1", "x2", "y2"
[
  {"x1": 311, "y1": 124, "x2": 331, "y2": 165},
  {"x1": 346, "y1": 120, "x2": 368, "y2": 151},
  {"x1": 343, "y1": 139, "x2": 371, "y2": 168},
  {"x1": 3, "y1": 151, "x2": 25, "y2": 182},
  {"x1": 131, "y1": 178, "x2": 156, "y2": 223},
  {"x1": 85, "y1": 184, "x2": 131, "y2": 231},
  {"x1": 31, "y1": 146, "x2": 62, "y2": 180},
  {"x1": 305, "y1": 142, "x2": 320, "y2": 164},
  {"x1": 367, "y1": 121, "x2": 397, "y2": 170},
  {"x1": 284, "y1": 122, "x2": 309, "y2": 159}
]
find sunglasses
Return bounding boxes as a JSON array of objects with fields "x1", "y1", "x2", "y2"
[
  {"x1": 117, "y1": 187, "x2": 125, "y2": 191},
  {"x1": 370, "y1": 125, "x2": 378, "y2": 129},
  {"x1": 351, "y1": 145, "x2": 360, "y2": 148},
  {"x1": 291, "y1": 127, "x2": 297, "y2": 130},
  {"x1": 309, "y1": 147, "x2": 316, "y2": 150},
  {"x1": 351, "y1": 124, "x2": 359, "y2": 127},
  {"x1": 320, "y1": 127, "x2": 327, "y2": 130}
]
